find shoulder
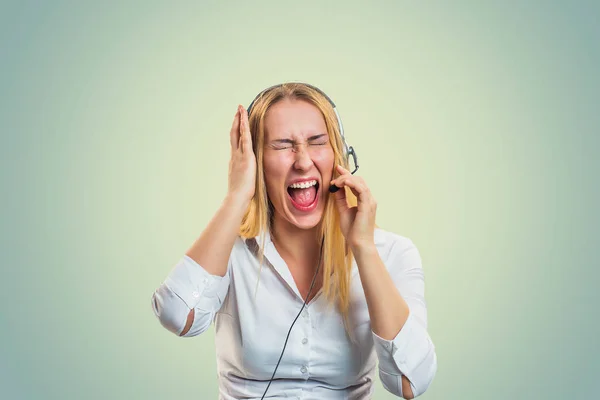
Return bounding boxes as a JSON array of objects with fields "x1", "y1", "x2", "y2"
[
  {"x1": 222, "y1": 236, "x2": 254, "y2": 265},
  {"x1": 236, "y1": 234, "x2": 268, "y2": 263},
  {"x1": 373, "y1": 228, "x2": 422, "y2": 270},
  {"x1": 374, "y1": 227, "x2": 418, "y2": 256}
]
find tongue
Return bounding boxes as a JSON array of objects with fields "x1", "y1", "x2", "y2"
[{"x1": 289, "y1": 186, "x2": 317, "y2": 206}]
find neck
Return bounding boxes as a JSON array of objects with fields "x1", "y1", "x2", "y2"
[{"x1": 270, "y1": 215, "x2": 322, "y2": 266}]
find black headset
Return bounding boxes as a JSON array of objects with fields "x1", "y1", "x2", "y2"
[{"x1": 246, "y1": 82, "x2": 358, "y2": 399}]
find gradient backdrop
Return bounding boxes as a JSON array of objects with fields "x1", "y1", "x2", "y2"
[{"x1": 1, "y1": 1, "x2": 598, "y2": 399}]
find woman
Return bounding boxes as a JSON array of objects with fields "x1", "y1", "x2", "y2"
[{"x1": 151, "y1": 83, "x2": 437, "y2": 399}]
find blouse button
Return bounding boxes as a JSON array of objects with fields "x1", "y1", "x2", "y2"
[
  {"x1": 302, "y1": 338, "x2": 308, "y2": 345},
  {"x1": 300, "y1": 365, "x2": 308, "y2": 374}
]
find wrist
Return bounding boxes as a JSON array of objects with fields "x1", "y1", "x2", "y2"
[
  {"x1": 350, "y1": 242, "x2": 377, "y2": 259},
  {"x1": 224, "y1": 193, "x2": 251, "y2": 212}
]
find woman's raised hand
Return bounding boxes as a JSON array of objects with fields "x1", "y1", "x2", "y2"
[{"x1": 227, "y1": 105, "x2": 257, "y2": 206}]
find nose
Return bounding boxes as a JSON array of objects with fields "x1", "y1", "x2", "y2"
[{"x1": 292, "y1": 144, "x2": 314, "y2": 171}]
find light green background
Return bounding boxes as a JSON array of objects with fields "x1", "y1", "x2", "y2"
[{"x1": 1, "y1": 1, "x2": 598, "y2": 399}]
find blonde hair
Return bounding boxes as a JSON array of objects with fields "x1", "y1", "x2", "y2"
[{"x1": 238, "y1": 82, "x2": 359, "y2": 341}]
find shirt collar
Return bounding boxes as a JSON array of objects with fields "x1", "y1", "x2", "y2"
[
  {"x1": 244, "y1": 228, "x2": 366, "y2": 303},
  {"x1": 246, "y1": 229, "x2": 323, "y2": 305}
]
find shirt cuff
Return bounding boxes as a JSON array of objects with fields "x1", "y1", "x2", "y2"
[
  {"x1": 164, "y1": 255, "x2": 227, "y2": 310},
  {"x1": 371, "y1": 310, "x2": 434, "y2": 380}
]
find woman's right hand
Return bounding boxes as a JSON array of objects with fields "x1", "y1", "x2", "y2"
[{"x1": 227, "y1": 105, "x2": 256, "y2": 206}]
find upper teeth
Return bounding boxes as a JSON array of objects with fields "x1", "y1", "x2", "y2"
[{"x1": 289, "y1": 180, "x2": 317, "y2": 189}]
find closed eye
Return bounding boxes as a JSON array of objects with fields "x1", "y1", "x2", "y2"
[
  {"x1": 272, "y1": 140, "x2": 328, "y2": 150},
  {"x1": 269, "y1": 134, "x2": 328, "y2": 150},
  {"x1": 274, "y1": 146, "x2": 292, "y2": 150}
]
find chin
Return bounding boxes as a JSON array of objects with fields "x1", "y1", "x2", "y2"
[
  {"x1": 274, "y1": 203, "x2": 325, "y2": 231},
  {"x1": 289, "y1": 213, "x2": 323, "y2": 230}
]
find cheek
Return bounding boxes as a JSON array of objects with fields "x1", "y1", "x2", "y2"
[
  {"x1": 314, "y1": 147, "x2": 335, "y2": 173},
  {"x1": 263, "y1": 154, "x2": 290, "y2": 195}
]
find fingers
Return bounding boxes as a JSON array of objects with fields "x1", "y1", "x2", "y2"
[
  {"x1": 230, "y1": 106, "x2": 241, "y2": 151},
  {"x1": 333, "y1": 178, "x2": 349, "y2": 211},
  {"x1": 330, "y1": 172, "x2": 373, "y2": 206},
  {"x1": 331, "y1": 176, "x2": 366, "y2": 198},
  {"x1": 330, "y1": 165, "x2": 361, "y2": 192},
  {"x1": 239, "y1": 106, "x2": 252, "y2": 154},
  {"x1": 336, "y1": 164, "x2": 352, "y2": 176},
  {"x1": 329, "y1": 164, "x2": 351, "y2": 192}
]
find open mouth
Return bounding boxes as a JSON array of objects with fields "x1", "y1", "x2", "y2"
[{"x1": 287, "y1": 180, "x2": 319, "y2": 211}]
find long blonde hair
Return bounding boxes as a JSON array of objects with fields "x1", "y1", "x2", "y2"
[{"x1": 238, "y1": 82, "x2": 359, "y2": 339}]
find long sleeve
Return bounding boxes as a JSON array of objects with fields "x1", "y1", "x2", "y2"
[
  {"x1": 372, "y1": 238, "x2": 437, "y2": 398},
  {"x1": 151, "y1": 249, "x2": 233, "y2": 337}
]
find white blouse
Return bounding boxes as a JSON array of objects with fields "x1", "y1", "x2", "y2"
[{"x1": 151, "y1": 228, "x2": 437, "y2": 399}]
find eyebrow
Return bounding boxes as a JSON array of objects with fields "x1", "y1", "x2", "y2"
[{"x1": 269, "y1": 134, "x2": 327, "y2": 145}]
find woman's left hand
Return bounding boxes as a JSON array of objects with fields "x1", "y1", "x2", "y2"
[{"x1": 330, "y1": 164, "x2": 377, "y2": 250}]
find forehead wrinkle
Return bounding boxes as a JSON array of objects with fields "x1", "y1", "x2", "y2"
[{"x1": 264, "y1": 101, "x2": 327, "y2": 142}]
